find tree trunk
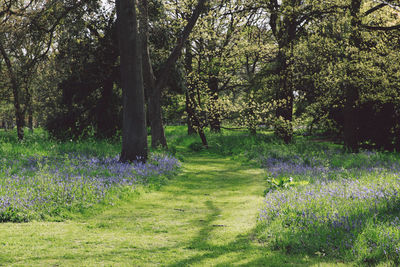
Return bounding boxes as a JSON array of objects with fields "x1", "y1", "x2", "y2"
[
  {"x1": 139, "y1": 0, "x2": 207, "y2": 148},
  {"x1": 0, "y1": 40, "x2": 24, "y2": 140},
  {"x1": 250, "y1": 126, "x2": 257, "y2": 135},
  {"x1": 186, "y1": 94, "x2": 208, "y2": 148},
  {"x1": 343, "y1": 0, "x2": 362, "y2": 152},
  {"x1": 28, "y1": 102, "x2": 33, "y2": 132},
  {"x1": 96, "y1": 76, "x2": 115, "y2": 138},
  {"x1": 186, "y1": 80, "x2": 208, "y2": 148},
  {"x1": 15, "y1": 102, "x2": 24, "y2": 140},
  {"x1": 117, "y1": 0, "x2": 148, "y2": 163},
  {"x1": 185, "y1": 42, "x2": 196, "y2": 135},
  {"x1": 274, "y1": 49, "x2": 293, "y2": 144},
  {"x1": 268, "y1": 0, "x2": 297, "y2": 144},
  {"x1": 149, "y1": 87, "x2": 167, "y2": 148},
  {"x1": 138, "y1": 0, "x2": 167, "y2": 149},
  {"x1": 185, "y1": 41, "x2": 207, "y2": 147},
  {"x1": 343, "y1": 83, "x2": 359, "y2": 152},
  {"x1": 198, "y1": 128, "x2": 208, "y2": 148},
  {"x1": 185, "y1": 91, "x2": 196, "y2": 135},
  {"x1": 208, "y1": 76, "x2": 221, "y2": 133},
  {"x1": 22, "y1": 84, "x2": 33, "y2": 133}
]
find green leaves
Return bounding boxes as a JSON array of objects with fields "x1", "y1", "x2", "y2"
[{"x1": 265, "y1": 176, "x2": 309, "y2": 194}]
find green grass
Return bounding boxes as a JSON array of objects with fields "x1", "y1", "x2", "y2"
[
  {"x1": 0, "y1": 128, "x2": 122, "y2": 158},
  {"x1": 0, "y1": 150, "x2": 344, "y2": 266},
  {"x1": 0, "y1": 126, "x2": 348, "y2": 266}
]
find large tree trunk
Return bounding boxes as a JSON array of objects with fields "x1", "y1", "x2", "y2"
[
  {"x1": 0, "y1": 41, "x2": 24, "y2": 140},
  {"x1": 117, "y1": 0, "x2": 148, "y2": 163}
]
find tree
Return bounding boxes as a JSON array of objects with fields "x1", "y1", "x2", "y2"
[
  {"x1": 116, "y1": 0, "x2": 148, "y2": 162},
  {"x1": 45, "y1": 3, "x2": 121, "y2": 140},
  {"x1": 139, "y1": 0, "x2": 207, "y2": 149},
  {"x1": 289, "y1": 0, "x2": 400, "y2": 150},
  {"x1": 0, "y1": 0, "x2": 88, "y2": 140},
  {"x1": 189, "y1": 0, "x2": 248, "y2": 133},
  {"x1": 342, "y1": 0, "x2": 400, "y2": 151},
  {"x1": 259, "y1": 0, "x2": 345, "y2": 143},
  {"x1": 185, "y1": 41, "x2": 209, "y2": 147}
]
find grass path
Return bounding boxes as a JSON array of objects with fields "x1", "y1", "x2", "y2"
[{"x1": 0, "y1": 151, "x2": 343, "y2": 266}]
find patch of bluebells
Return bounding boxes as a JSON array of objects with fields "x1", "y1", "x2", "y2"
[
  {"x1": 260, "y1": 176, "x2": 400, "y2": 262},
  {"x1": 261, "y1": 150, "x2": 400, "y2": 182},
  {"x1": 259, "y1": 148, "x2": 400, "y2": 263},
  {"x1": 0, "y1": 153, "x2": 180, "y2": 222}
]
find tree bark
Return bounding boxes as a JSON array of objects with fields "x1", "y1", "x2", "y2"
[
  {"x1": 24, "y1": 85, "x2": 33, "y2": 132},
  {"x1": 117, "y1": 0, "x2": 148, "y2": 162}
]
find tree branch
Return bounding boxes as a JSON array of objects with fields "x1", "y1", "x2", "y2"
[
  {"x1": 362, "y1": 23, "x2": 400, "y2": 31},
  {"x1": 156, "y1": 0, "x2": 207, "y2": 91},
  {"x1": 267, "y1": 0, "x2": 279, "y2": 38},
  {"x1": 364, "y1": 3, "x2": 387, "y2": 16},
  {"x1": 371, "y1": 0, "x2": 400, "y2": 12}
]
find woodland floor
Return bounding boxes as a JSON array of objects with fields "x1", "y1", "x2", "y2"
[{"x1": 0, "y1": 150, "x2": 347, "y2": 266}]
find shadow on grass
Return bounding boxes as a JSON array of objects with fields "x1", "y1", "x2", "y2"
[
  {"x1": 168, "y1": 200, "x2": 339, "y2": 267},
  {"x1": 173, "y1": 153, "x2": 264, "y2": 192}
]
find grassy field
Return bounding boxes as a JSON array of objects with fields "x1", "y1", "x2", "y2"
[{"x1": 0, "y1": 126, "x2": 399, "y2": 265}]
